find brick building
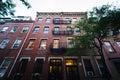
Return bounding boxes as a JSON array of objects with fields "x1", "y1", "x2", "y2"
[{"x1": 0, "y1": 12, "x2": 120, "y2": 80}]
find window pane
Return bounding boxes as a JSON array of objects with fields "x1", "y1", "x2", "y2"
[
  {"x1": 53, "y1": 39, "x2": 59, "y2": 48},
  {"x1": 10, "y1": 26, "x2": 18, "y2": 33},
  {"x1": 38, "y1": 18, "x2": 42, "y2": 22},
  {"x1": 75, "y1": 26, "x2": 80, "y2": 32},
  {"x1": 43, "y1": 27, "x2": 49, "y2": 34},
  {"x1": 12, "y1": 39, "x2": 22, "y2": 48},
  {"x1": 0, "y1": 38, "x2": 10, "y2": 49},
  {"x1": 27, "y1": 39, "x2": 35, "y2": 48},
  {"x1": 33, "y1": 26, "x2": 40, "y2": 33},
  {"x1": 116, "y1": 41, "x2": 120, "y2": 47},
  {"x1": 39, "y1": 39, "x2": 47, "y2": 50},
  {"x1": 83, "y1": 59, "x2": 95, "y2": 76},
  {"x1": 104, "y1": 42, "x2": 114, "y2": 52},
  {"x1": 0, "y1": 26, "x2": 9, "y2": 33},
  {"x1": 0, "y1": 59, "x2": 11, "y2": 77},
  {"x1": 46, "y1": 18, "x2": 51, "y2": 23},
  {"x1": 66, "y1": 26, "x2": 72, "y2": 31},
  {"x1": 67, "y1": 39, "x2": 74, "y2": 48},
  {"x1": 22, "y1": 26, "x2": 29, "y2": 33}
]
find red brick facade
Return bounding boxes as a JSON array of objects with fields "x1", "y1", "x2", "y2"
[{"x1": 0, "y1": 13, "x2": 120, "y2": 80}]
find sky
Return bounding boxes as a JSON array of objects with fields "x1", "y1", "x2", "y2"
[{"x1": 14, "y1": 0, "x2": 120, "y2": 20}]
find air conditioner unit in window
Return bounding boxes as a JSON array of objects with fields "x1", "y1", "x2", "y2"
[{"x1": 87, "y1": 71, "x2": 94, "y2": 77}]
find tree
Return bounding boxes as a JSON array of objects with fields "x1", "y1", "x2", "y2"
[
  {"x1": 73, "y1": 4, "x2": 120, "y2": 78},
  {"x1": 0, "y1": 0, "x2": 31, "y2": 17}
]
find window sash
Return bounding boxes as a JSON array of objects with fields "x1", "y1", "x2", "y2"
[
  {"x1": 0, "y1": 39, "x2": 10, "y2": 49},
  {"x1": 22, "y1": 27, "x2": 29, "y2": 33},
  {"x1": 40, "y1": 39, "x2": 47, "y2": 50},
  {"x1": 12, "y1": 39, "x2": 22, "y2": 48},
  {"x1": 10, "y1": 26, "x2": 18, "y2": 33}
]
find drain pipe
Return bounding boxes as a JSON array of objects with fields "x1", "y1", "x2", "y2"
[{"x1": 8, "y1": 22, "x2": 34, "y2": 77}]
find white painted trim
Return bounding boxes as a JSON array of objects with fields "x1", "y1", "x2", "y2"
[
  {"x1": 48, "y1": 57, "x2": 63, "y2": 61},
  {"x1": 20, "y1": 57, "x2": 31, "y2": 62},
  {"x1": 35, "y1": 57, "x2": 45, "y2": 61}
]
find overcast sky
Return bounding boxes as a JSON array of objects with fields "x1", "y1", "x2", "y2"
[{"x1": 14, "y1": 0, "x2": 120, "y2": 19}]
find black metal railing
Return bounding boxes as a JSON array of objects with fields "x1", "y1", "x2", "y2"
[
  {"x1": 52, "y1": 30, "x2": 74, "y2": 35},
  {"x1": 50, "y1": 42, "x2": 67, "y2": 53},
  {"x1": 53, "y1": 19, "x2": 71, "y2": 24}
]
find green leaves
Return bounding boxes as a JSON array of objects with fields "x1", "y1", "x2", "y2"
[{"x1": 0, "y1": 0, "x2": 31, "y2": 17}]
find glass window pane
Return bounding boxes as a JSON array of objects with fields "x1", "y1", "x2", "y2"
[
  {"x1": 104, "y1": 42, "x2": 114, "y2": 52},
  {"x1": 22, "y1": 26, "x2": 29, "y2": 33},
  {"x1": 12, "y1": 39, "x2": 22, "y2": 48},
  {"x1": 53, "y1": 39, "x2": 59, "y2": 48},
  {"x1": 0, "y1": 39, "x2": 10, "y2": 49},
  {"x1": 40, "y1": 39, "x2": 47, "y2": 50},
  {"x1": 10, "y1": 26, "x2": 18, "y2": 33},
  {"x1": 0, "y1": 26, "x2": 9, "y2": 33},
  {"x1": 33, "y1": 26, "x2": 40, "y2": 33},
  {"x1": 27, "y1": 39, "x2": 35, "y2": 48}
]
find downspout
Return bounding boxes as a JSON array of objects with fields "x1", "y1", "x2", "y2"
[{"x1": 8, "y1": 22, "x2": 34, "y2": 77}]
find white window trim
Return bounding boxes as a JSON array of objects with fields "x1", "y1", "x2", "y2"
[
  {"x1": 48, "y1": 57, "x2": 63, "y2": 61},
  {"x1": 11, "y1": 39, "x2": 22, "y2": 49},
  {"x1": 20, "y1": 57, "x2": 31, "y2": 62},
  {"x1": 95, "y1": 56, "x2": 102, "y2": 75},
  {"x1": 35, "y1": 57, "x2": 45, "y2": 61},
  {"x1": 81, "y1": 57, "x2": 93, "y2": 77}
]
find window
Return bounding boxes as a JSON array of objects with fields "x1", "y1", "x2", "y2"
[
  {"x1": 0, "y1": 38, "x2": 10, "y2": 49},
  {"x1": 10, "y1": 26, "x2": 18, "y2": 33},
  {"x1": 65, "y1": 18, "x2": 71, "y2": 23},
  {"x1": 67, "y1": 38, "x2": 74, "y2": 48},
  {"x1": 65, "y1": 59, "x2": 79, "y2": 80},
  {"x1": 38, "y1": 18, "x2": 42, "y2": 22},
  {"x1": 80, "y1": 18, "x2": 85, "y2": 22},
  {"x1": 46, "y1": 18, "x2": 51, "y2": 23},
  {"x1": 75, "y1": 26, "x2": 80, "y2": 32},
  {"x1": 53, "y1": 39, "x2": 59, "y2": 48},
  {"x1": 0, "y1": 59, "x2": 11, "y2": 78},
  {"x1": 112, "y1": 59, "x2": 120, "y2": 73},
  {"x1": 96, "y1": 59, "x2": 110, "y2": 76},
  {"x1": 43, "y1": 26, "x2": 49, "y2": 34},
  {"x1": 12, "y1": 39, "x2": 22, "y2": 48},
  {"x1": 48, "y1": 59, "x2": 63, "y2": 80},
  {"x1": 0, "y1": 26, "x2": 9, "y2": 33},
  {"x1": 27, "y1": 39, "x2": 35, "y2": 49},
  {"x1": 33, "y1": 26, "x2": 40, "y2": 33},
  {"x1": 66, "y1": 26, "x2": 72, "y2": 31},
  {"x1": 13, "y1": 58, "x2": 29, "y2": 80},
  {"x1": 53, "y1": 27, "x2": 60, "y2": 34},
  {"x1": 39, "y1": 39, "x2": 47, "y2": 50},
  {"x1": 116, "y1": 41, "x2": 120, "y2": 47},
  {"x1": 33, "y1": 59, "x2": 44, "y2": 74},
  {"x1": 73, "y1": 18, "x2": 77, "y2": 23},
  {"x1": 108, "y1": 28, "x2": 113, "y2": 36},
  {"x1": 104, "y1": 42, "x2": 114, "y2": 52},
  {"x1": 83, "y1": 59, "x2": 95, "y2": 77},
  {"x1": 21, "y1": 26, "x2": 29, "y2": 33}
]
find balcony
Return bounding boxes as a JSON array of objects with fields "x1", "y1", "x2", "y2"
[
  {"x1": 50, "y1": 42, "x2": 67, "y2": 54},
  {"x1": 50, "y1": 42, "x2": 97, "y2": 55},
  {"x1": 53, "y1": 19, "x2": 71, "y2": 24},
  {"x1": 52, "y1": 29, "x2": 74, "y2": 35}
]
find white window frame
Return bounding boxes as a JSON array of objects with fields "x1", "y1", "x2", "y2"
[
  {"x1": 11, "y1": 39, "x2": 22, "y2": 49},
  {"x1": 21, "y1": 26, "x2": 29, "y2": 33},
  {"x1": 0, "y1": 58, "x2": 11, "y2": 77},
  {"x1": 10, "y1": 26, "x2": 18, "y2": 33},
  {"x1": 0, "y1": 38, "x2": 10, "y2": 49}
]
